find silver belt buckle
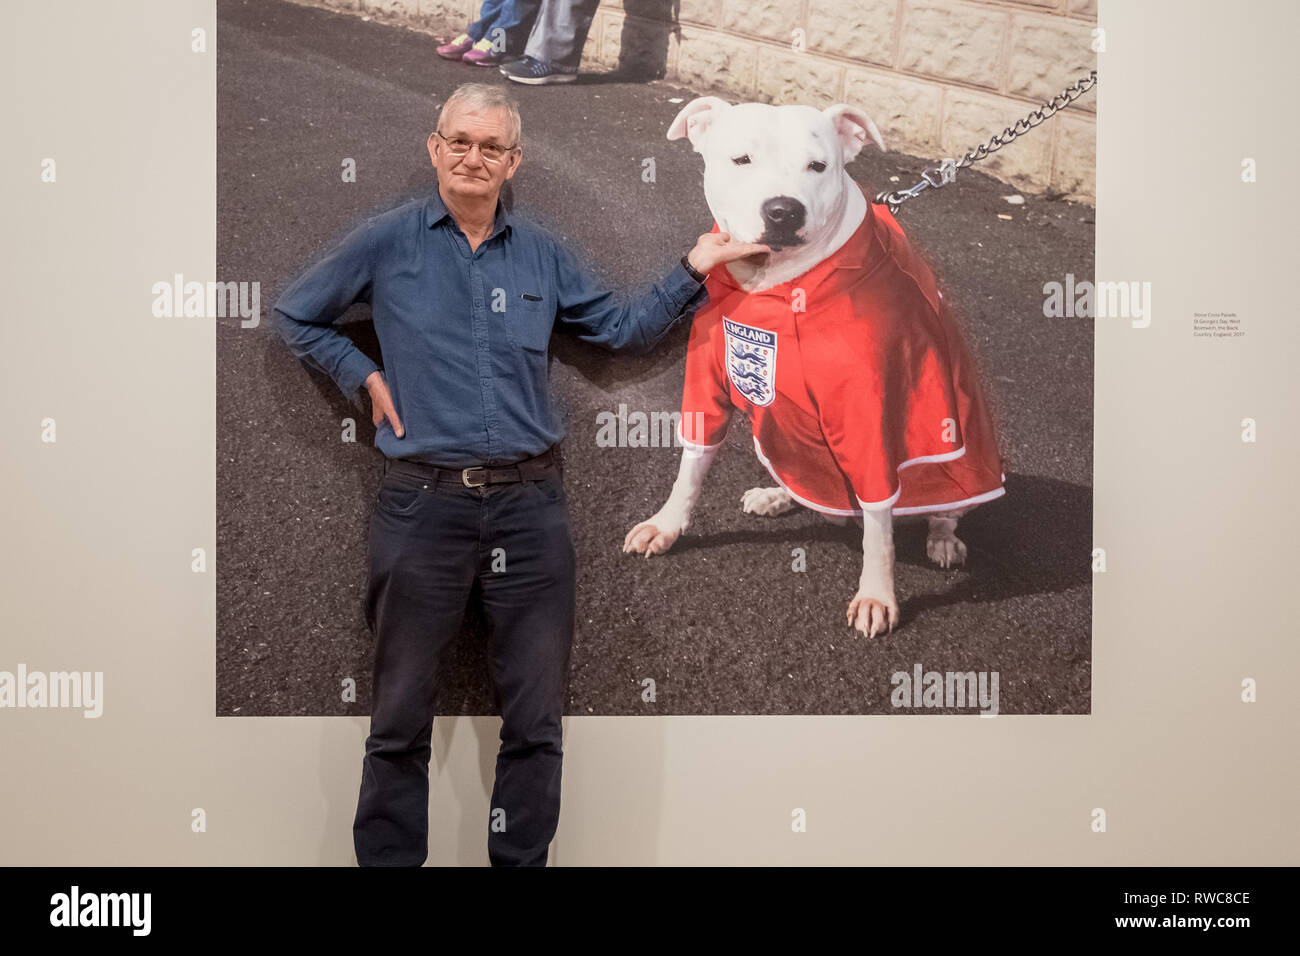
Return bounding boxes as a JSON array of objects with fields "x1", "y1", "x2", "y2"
[{"x1": 461, "y1": 466, "x2": 487, "y2": 488}]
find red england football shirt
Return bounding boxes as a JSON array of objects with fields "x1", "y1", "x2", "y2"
[{"x1": 679, "y1": 198, "x2": 1006, "y2": 516}]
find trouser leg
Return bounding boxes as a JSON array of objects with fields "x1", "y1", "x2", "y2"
[
  {"x1": 353, "y1": 473, "x2": 478, "y2": 867},
  {"x1": 478, "y1": 470, "x2": 576, "y2": 866},
  {"x1": 522, "y1": 0, "x2": 601, "y2": 70},
  {"x1": 467, "y1": 0, "x2": 506, "y2": 41},
  {"x1": 483, "y1": 0, "x2": 544, "y2": 52}
]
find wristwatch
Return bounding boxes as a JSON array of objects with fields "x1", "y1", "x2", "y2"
[{"x1": 681, "y1": 255, "x2": 707, "y2": 283}]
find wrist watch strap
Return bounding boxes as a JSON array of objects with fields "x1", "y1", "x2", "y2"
[{"x1": 681, "y1": 255, "x2": 707, "y2": 283}]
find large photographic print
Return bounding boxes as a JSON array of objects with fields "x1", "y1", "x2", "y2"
[{"x1": 216, "y1": 0, "x2": 1097, "y2": 718}]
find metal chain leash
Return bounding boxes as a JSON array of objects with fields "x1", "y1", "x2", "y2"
[{"x1": 874, "y1": 70, "x2": 1098, "y2": 215}]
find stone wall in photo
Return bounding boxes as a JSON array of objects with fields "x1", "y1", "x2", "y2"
[{"x1": 301, "y1": 0, "x2": 1098, "y2": 201}]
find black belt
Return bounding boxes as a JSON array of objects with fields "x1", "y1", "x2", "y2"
[{"x1": 385, "y1": 447, "x2": 557, "y2": 488}]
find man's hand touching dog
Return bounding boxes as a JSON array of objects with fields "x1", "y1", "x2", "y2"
[{"x1": 686, "y1": 231, "x2": 771, "y2": 274}]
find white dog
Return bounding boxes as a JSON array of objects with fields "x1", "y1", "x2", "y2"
[{"x1": 623, "y1": 97, "x2": 1007, "y2": 638}]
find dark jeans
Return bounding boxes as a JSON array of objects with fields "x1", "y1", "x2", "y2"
[{"x1": 353, "y1": 454, "x2": 576, "y2": 867}]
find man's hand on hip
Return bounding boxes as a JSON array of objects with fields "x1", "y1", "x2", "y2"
[
  {"x1": 366, "y1": 371, "x2": 405, "y2": 438},
  {"x1": 686, "y1": 232, "x2": 772, "y2": 276}
]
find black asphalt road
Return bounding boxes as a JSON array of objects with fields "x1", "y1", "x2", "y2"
[{"x1": 216, "y1": 0, "x2": 1094, "y2": 716}]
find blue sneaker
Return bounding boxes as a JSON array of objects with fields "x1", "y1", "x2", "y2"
[{"x1": 499, "y1": 54, "x2": 577, "y2": 85}]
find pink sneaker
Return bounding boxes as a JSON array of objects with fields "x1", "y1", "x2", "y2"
[
  {"x1": 462, "y1": 37, "x2": 503, "y2": 67},
  {"x1": 436, "y1": 33, "x2": 472, "y2": 60}
]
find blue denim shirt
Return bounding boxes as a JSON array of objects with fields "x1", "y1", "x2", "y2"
[{"x1": 272, "y1": 188, "x2": 709, "y2": 466}]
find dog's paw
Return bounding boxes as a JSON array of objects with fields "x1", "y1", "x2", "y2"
[
  {"x1": 846, "y1": 590, "x2": 899, "y2": 639},
  {"x1": 623, "y1": 514, "x2": 685, "y2": 558},
  {"x1": 741, "y1": 486, "x2": 795, "y2": 516},
  {"x1": 925, "y1": 530, "x2": 967, "y2": 569}
]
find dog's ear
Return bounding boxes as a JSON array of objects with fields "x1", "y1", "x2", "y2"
[
  {"x1": 823, "y1": 104, "x2": 885, "y2": 162},
  {"x1": 667, "y1": 96, "x2": 732, "y2": 147}
]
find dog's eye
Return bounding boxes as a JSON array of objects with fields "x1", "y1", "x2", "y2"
[
  {"x1": 731, "y1": 154, "x2": 751, "y2": 166},
  {"x1": 807, "y1": 160, "x2": 828, "y2": 173}
]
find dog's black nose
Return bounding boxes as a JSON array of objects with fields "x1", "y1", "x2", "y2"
[{"x1": 760, "y1": 196, "x2": 806, "y2": 232}]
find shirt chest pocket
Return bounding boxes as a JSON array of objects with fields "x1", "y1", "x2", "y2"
[{"x1": 503, "y1": 288, "x2": 555, "y2": 354}]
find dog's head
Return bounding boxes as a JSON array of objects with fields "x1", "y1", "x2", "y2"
[{"x1": 667, "y1": 97, "x2": 884, "y2": 254}]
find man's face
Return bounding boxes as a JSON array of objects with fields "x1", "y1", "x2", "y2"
[{"x1": 427, "y1": 105, "x2": 520, "y2": 204}]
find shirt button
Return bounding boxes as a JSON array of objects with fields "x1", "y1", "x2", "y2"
[{"x1": 473, "y1": 298, "x2": 484, "y2": 307}]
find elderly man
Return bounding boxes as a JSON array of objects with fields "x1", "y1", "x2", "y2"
[{"x1": 272, "y1": 82, "x2": 766, "y2": 867}]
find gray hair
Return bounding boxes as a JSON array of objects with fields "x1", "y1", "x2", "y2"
[{"x1": 437, "y1": 82, "x2": 522, "y2": 149}]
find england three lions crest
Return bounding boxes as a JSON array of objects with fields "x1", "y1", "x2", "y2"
[{"x1": 724, "y1": 318, "x2": 777, "y2": 407}]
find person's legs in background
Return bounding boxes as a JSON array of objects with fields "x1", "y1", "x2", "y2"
[
  {"x1": 466, "y1": 0, "x2": 510, "y2": 42},
  {"x1": 436, "y1": 0, "x2": 508, "y2": 60},
  {"x1": 476, "y1": 0, "x2": 543, "y2": 59},
  {"x1": 443, "y1": 0, "x2": 544, "y2": 67},
  {"x1": 500, "y1": 0, "x2": 600, "y2": 84}
]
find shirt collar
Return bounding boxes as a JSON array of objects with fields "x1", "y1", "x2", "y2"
[{"x1": 425, "y1": 185, "x2": 512, "y2": 239}]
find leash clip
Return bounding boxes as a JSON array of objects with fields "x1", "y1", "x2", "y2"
[{"x1": 922, "y1": 158, "x2": 958, "y2": 189}]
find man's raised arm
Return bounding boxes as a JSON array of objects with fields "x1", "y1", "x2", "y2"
[{"x1": 552, "y1": 232, "x2": 769, "y2": 354}]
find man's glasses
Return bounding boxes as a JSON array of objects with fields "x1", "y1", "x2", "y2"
[{"x1": 434, "y1": 130, "x2": 517, "y2": 163}]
